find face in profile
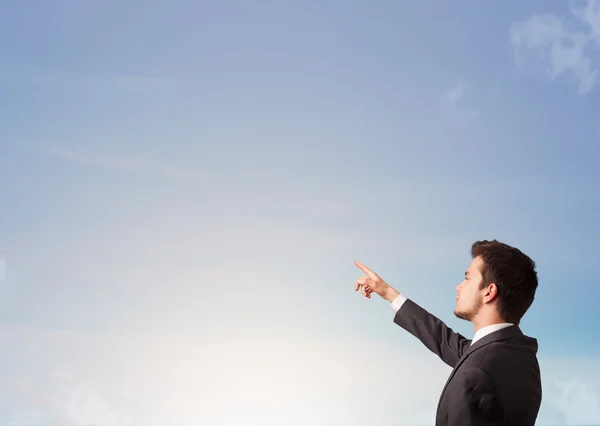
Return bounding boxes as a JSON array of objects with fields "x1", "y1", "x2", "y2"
[{"x1": 454, "y1": 256, "x2": 485, "y2": 321}]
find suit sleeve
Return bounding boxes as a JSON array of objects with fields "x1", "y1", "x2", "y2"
[
  {"x1": 393, "y1": 299, "x2": 471, "y2": 367},
  {"x1": 447, "y1": 367, "x2": 504, "y2": 426}
]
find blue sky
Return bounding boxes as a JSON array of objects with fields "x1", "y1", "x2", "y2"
[{"x1": 1, "y1": 1, "x2": 599, "y2": 425}]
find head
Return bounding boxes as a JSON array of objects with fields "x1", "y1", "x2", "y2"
[{"x1": 454, "y1": 240, "x2": 538, "y2": 326}]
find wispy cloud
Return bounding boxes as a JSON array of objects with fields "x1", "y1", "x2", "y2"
[
  {"x1": 538, "y1": 357, "x2": 600, "y2": 424},
  {"x1": 0, "y1": 67, "x2": 183, "y2": 97},
  {"x1": 115, "y1": 76, "x2": 181, "y2": 95},
  {"x1": 0, "y1": 326, "x2": 449, "y2": 425},
  {"x1": 446, "y1": 83, "x2": 466, "y2": 103},
  {"x1": 442, "y1": 82, "x2": 479, "y2": 122},
  {"x1": 0, "y1": 325, "x2": 598, "y2": 425},
  {"x1": 510, "y1": 0, "x2": 600, "y2": 95},
  {"x1": 554, "y1": 375, "x2": 600, "y2": 424},
  {"x1": 36, "y1": 146, "x2": 205, "y2": 181}
]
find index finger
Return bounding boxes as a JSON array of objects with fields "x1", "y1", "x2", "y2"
[{"x1": 355, "y1": 261, "x2": 378, "y2": 278}]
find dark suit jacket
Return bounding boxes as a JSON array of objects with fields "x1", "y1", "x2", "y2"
[{"x1": 394, "y1": 299, "x2": 542, "y2": 426}]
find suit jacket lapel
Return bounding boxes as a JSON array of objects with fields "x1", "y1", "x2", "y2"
[{"x1": 435, "y1": 325, "x2": 523, "y2": 420}]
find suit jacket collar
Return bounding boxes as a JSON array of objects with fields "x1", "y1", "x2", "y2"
[
  {"x1": 471, "y1": 323, "x2": 514, "y2": 345},
  {"x1": 465, "y1": 324, "x2": 523, "y2": 357}
]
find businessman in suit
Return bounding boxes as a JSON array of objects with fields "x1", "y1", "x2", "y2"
[{"x1": 354, "y1": 239, "x2": 541, "y2": 426}]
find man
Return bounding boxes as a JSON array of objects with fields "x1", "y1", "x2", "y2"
[{"x1": 354, "y1": 239, "x2": 541, "y2": 426}]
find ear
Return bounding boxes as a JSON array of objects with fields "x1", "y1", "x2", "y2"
[{"x1": 482, "y1": 283, "x2": 499, "y2": 303}]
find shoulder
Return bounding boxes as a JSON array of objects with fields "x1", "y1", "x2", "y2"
[
  {"x1": 470, "y1": 338, "x2": 537, "y2": 364},
  {"x1": 463, "y1": 339, "x2": 540, "y2": 384}
]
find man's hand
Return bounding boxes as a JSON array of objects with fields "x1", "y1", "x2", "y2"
[{"x1": 354, "y1": 261, "x2": 399, "y2": 302}]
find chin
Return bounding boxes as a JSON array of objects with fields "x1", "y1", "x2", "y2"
[{"x1": 454, "y1": 308, "x2": 471, "y2": 321}]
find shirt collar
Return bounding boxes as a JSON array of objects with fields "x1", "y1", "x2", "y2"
[{"x1": 471, "y1": 323, "x2": 514, "y2": 345}]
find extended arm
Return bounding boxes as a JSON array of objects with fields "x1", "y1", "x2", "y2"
[
  {"x1": 446, "y1": 367, "x2": 504, "y2": 426},
  {"x1": 392, "y1": 295, "x2": 471, "y2": 368},
  {"x1": 353, "y1": 262, "x2": 471, "y2": 367}
]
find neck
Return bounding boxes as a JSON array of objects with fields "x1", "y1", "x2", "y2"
[{"x1": 472, "y1": 315, "x2": 509, "y2": 333}]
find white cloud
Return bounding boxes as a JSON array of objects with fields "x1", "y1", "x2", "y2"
[
  {"x1": 446, "y1": 83, "x2": 465, "y2": 103},
  {"x1": 115, "y1": 76, "x2": 180, "y2": 95},
  {"x1": 0, "y1": 68, "x2": 183, "y2": 98},
  {"x1": 442, "y1": 83, "x2": 479, "y2": 123},
  {"x1": 554, "y1": 375, "x2": 600, "y2": 424},
  {"x1": 536, "y1": 357, "x2": 600, "y2": 425},
  {"x1": 0, "y1": 326, "x2": 449, "y2": 426},
  {"x1": 0, "y1": 326, "x2": 598, "y2": 425},
  {"x1": 510, "y1": 0, "x2": 600, "y2": 95},
  {"x1": 34, "y1": 146, "x2": 205, "y2": 181}
]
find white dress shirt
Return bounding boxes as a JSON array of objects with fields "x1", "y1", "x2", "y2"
[{"x1": 390, "y1": 293, "x2": 513, "y2": 346}]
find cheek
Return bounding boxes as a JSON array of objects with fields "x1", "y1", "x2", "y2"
[{"x1": 464, "y1": 287, "x2": 476, "y2": 301}]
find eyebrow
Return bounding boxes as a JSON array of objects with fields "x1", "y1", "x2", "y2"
[{"x1": 465, "y1": 271, "x2": 470, "y2": 277}]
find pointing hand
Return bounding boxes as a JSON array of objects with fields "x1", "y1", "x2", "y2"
[{"x1": 354, "y1": 261, "x2": 389, "y2": 299}]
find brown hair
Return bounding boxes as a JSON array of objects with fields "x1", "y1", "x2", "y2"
[{"x1": 471, "y1": 240, "x2": 538, "y2": 325}]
